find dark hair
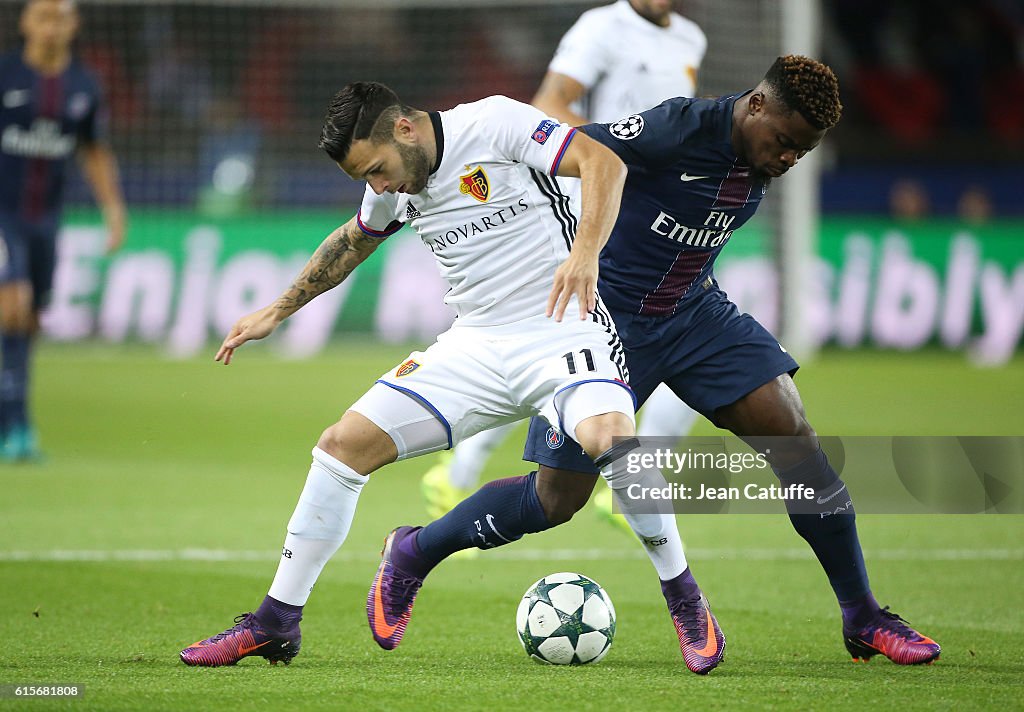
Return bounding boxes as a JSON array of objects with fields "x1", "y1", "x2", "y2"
[
  {"x1": 24, "y1": 0, "x2": 78, "y2": 8},
  {"x1": 24, "y1": 0, "x2": 78, "y2": 10},
  {"x1": 763, "y1": 55, "x2": 842, "y2": 130},
  {"x1": 318, "y1": 81, "x2": 409, "y2": 162}
]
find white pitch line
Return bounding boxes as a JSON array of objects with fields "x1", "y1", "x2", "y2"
[{"x1": 0, "y1": 548, "x2": 1020, "y2": 563}]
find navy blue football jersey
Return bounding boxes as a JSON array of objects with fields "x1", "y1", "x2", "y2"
[
  {"x1": 582, "y1": 93, "x2": 769, "y2": 317},
  {"x1": 0, "y1": 51, "x2": 105, "y2": 224}
]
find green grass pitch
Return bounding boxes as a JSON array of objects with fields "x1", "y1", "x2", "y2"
[{"x1": 1, "y1": 343, "x2": 1022, "y2": 710}]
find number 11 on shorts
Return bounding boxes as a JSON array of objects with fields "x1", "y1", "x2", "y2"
[{"x1": 563, "y1": 349, "x2": 596, "y2": 375}]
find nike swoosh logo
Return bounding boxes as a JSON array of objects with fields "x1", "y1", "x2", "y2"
[
  {"x1": 485, "y1": 513, "x2": 513, "y2": 543},
  {"x1": 816, "y1": 484, "x2": 848, "y2": 505},
  {"x1": 237, "y1": 639, "x2": 272, "y2": 656},
  {"x1": 888, "y1": 634, "x2": 938, "y2": 648},
  {"x1": 372, "y1": 564, "x2": 402, "y2": 639},
  {"x1": 692, "y1": 600, "x2": 718, "y2": 657},
  {"x1": 680, "y1": 173, "x2": 707, "y2": 182},
  {"x1": 3, "y1": 90, "x2": 30, "y2": 109},
  {"x1": 869, "y1": 631, "x2": 939, "y2": 653}
]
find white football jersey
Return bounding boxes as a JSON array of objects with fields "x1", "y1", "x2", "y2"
[
  {"x1": 548, "y1": 0, "x2": 707, "y2": 123},
  {"x1": 357, "y1": 96, "x2": 581, "y2": 326}
]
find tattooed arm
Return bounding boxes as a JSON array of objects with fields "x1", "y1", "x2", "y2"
[
  {"x1": 215, "y1": 218, "x2": 382, "y2": 364},
  {"x1": 273, "y1": 219, "x2": 381, "y2": 315}
]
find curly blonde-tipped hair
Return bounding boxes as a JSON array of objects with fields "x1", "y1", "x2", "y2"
[{"x1": 764, "y1": 55, "x2": 842, "y2": 130}]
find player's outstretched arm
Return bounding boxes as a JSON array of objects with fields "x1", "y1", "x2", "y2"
[
  {"x1": 548, "y1": 133, "x2": 626, "y2": 321},
  {"x1": 78, "y1": 143, "x2": 128, "y2": 254},
  {"x1": 215, "y1": 218, "x2": 381, "y2": 364}
]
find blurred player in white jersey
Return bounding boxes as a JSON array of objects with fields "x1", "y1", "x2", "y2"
[
  {"x1": 423, "y1": 0, "x2": 706, "y2": 524},
  {"x1": 182, "y1": 81, "x2": 706, "y2": 668},
  {"x1": 534, "y1": 0, "x2": 705, "y2": 125}
]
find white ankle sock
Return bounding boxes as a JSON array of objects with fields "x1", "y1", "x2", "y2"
[
  {"x1": 636, "y1": 385, "x2": 699, "y2": 438},
  {"x1": 601, "y1": 456, "x2": 688, "y2": 581},
  {"x1": 267, "y1": 447, "x2": 368, "y2": 605},
  {"x1": 618, "y1": 509, "x2": 688, "y2": 580},
  {"x1": 449, "y1": 422, "x2": 518, "y2": 490}
]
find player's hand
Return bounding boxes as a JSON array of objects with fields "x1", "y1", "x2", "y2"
[
  {"x1": 215, "y1": 306, "x2": 283, "y2": 365},
  {"x1": 547, "y1": 252, "x2": 598, "y2": 322},
  {"x1": 104, "y1": 209, "x2": 127, "y2": 254}
]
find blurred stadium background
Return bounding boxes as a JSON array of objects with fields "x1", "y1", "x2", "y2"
[
  {"x1": 0, "y1": 0, "x2": 1021, "y2": 363},
  {"x1": 1, "y1": 1, "x2": 1022, "y2": 709}
]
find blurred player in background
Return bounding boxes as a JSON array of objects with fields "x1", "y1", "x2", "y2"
[
  {"x1": 181, "y1": 81, "x2": 707, "y2": 671},
  {"x1": 533, "y1": 0, "x2": 705, "y2": 125},
  {"x1": 0, "y1": 0, "x2": 126, "y2": 460},
  {"x1": 422, "y1": 0, "x2": 707, "y2": 528}
]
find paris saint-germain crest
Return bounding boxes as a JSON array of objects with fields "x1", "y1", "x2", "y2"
[
  {"x1": 545, "y1": 426, "x2": 564, "y2": 449},
  {"x1": 68, "y1": 93, "x2": 92, "y2": 119},
  {"x1": 459, "y1": 166, "x2": 490, "y2": 203}
]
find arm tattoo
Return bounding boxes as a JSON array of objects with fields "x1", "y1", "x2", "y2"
[{"x1": 273, "y1": 221, "x2": 380, "y2": 314}]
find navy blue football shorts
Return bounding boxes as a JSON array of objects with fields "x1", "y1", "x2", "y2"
[
  {"x1": 0, "y1": 212, "x2": 59, "y2": 309},
  {"x1": 523, "y1": 282, "x2": 800, "y2": 474}
]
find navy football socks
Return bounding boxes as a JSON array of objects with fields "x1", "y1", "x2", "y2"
[
  {"x1": 660, "y1": 567, "x2": 703, "y2": 606},
  {"x1": 777, "y1": 446, "x2": 875, "y2": 609},
  {"x1": 0, "y1": 333, "x2": 30, "y2": 435},
  {"x1": 415, "y1": 471, "x2": 552, "y2": 568},
  {"x1": 839, "y1": 591, "x2": 882, "y2": 633},
  {"x1": 255, "y1": 595, "x2": 303, "y2": 632}
]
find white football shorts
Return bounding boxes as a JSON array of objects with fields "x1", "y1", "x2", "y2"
[{"x1": 350, "y1": 307, "x2": 634, "y2": 459}]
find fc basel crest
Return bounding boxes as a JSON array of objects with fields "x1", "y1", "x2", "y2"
[
  {"x1": 459, "y1": 166, "x2": 490, "y2": 203},
  {"x1": 395, "y1": 359, "x2": 420, "y2": 377}
]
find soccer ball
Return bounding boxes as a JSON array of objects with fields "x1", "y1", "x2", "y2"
[{"x1": 515, "y1": 572, "x2": 616, "y2": 665}]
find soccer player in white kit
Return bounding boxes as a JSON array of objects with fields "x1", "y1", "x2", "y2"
[
  {"x1": 534, "y1": 0, "x2": 706, "y2": 126},
  {"x1": 423, "y1": 0, "x2": 706, "y2": 521},
  {"x1": 180, "y1": 82, "x2": 699, "y2": 667}
]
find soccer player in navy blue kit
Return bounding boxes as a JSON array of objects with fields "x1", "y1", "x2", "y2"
[
  {"x1": 0, "y1": 0, "x2": 126, "y2": 459},
  {"x1": 376, "y1": 56, "x2": 939, "y2": 671}
]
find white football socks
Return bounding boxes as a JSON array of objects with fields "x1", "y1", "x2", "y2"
[
  {"x1": 620, "y1": 508, "x2": 688, "y2": 581},
  {"x1": 636, "y1": 384, "x2": 699, "y2": 438},
  {"x1": 559, "y1": 383, "x2": 690, "y2": 583},
  {"x1": 601, "y1": 457, "x2": 688, "y2": 581},
  {"x1": 267, "y1": 447, "x2": 368, "y2": 606},
  {"x1": 448, "y1": 422, "x2": 518, "y2": 490}
]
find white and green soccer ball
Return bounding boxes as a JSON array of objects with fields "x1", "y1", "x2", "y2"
[{"x1": 516, "y1": 572, "x2": 616, "y2": 665}]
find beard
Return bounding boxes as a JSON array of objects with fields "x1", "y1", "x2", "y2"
[{"x1": 397, "y1": 141, "x2": 431, "y2": 194}]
